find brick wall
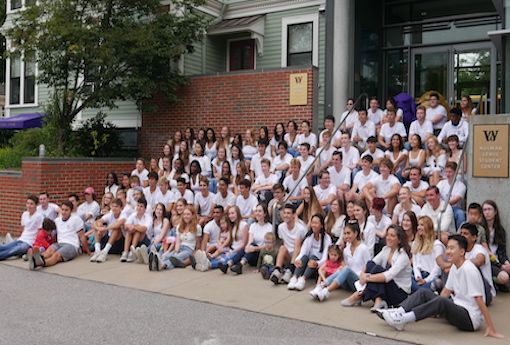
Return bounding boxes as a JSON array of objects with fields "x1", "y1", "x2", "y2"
[
  {"x1": 0, "y1": 158, "x2": 136, "y2": 236},
  {"x1": 140, "y1": 67, "x2": 317, "y2": 157}
]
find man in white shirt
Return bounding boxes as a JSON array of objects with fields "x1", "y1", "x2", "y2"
[
  {"x1": 426, "y1": 93, "x2": 447, "y2": 136},
  {"x1": 250, "y1": 140, "x2": 272, "y2": 180},
  {"x1": 327, "y1": 151, "x2": 351, "y2": 196},
  {"x1": 143, "y1": 172, "x2": 161, "y2": 211},
  {"x1": 316, "y1": 130, "x2": 336, "y2": 170},
  {"x1": 403, "y1": 167, "x2": 429, "y2": 206},
  {"x1": 121, "y1": 197, "x2": 153, "y2": 262},
  {"x1": 367, "y1": 96, "x2": 384, "y2": 131},
  {"x1": 283, "y1": 158, "x2": 308, "y2": 203},
  {"x1": 0, "y1": 195, "x2": 44, "y2": 260},
  {"x1": 175, "y1": 177, "x2": 194, "y2": 205},
  {"x1": 378, "y1": 235, "x2": 503, "y2": 339},
  {"x1": 437, "y1": 108, "x2": 469, "y2": 146},
  {"x1": 407, "y1": 105, "x2": 433, "y2": 150},
  {"x1": 362, "y1": 158, "x2": 400, "y2": 215},
  {"x1": 252, "y1": 158, "x2": 279, "y2": 202},
  {"x1": 339, "y1": 98, "x2": 359, "y2": 132},
  {"x1": 29, "y1": 200, "x2": 85, "y2": 269},
  {"x1": 37, "y1": 192, "x2": 61, "y2": 220},
  {"x1": 90, "y1": 198, "x2": 126, "y2": 263},
  {"x1": 346, "y1": 155, "x2": 379, "y2": 201},
  {"x1": 378, "y1": 107, "x2": 407, "y2": 150},
  {"x1": 237, "y1": 179, "x2": 258, "y2": 224},
  {"x1": 211, "y1": 177, "x2": 236, "y2": 211},
  {"x1": 131, "y1": 158, "x2": 149, "y2": 187},
  {"x1": 359, "y1": 136, "x2": 385, "y2": 168},
  {"x1": 338, "y1": 131, "x2": 360, "y2": 171},
  {"x1": 77, "y1": 187, "x2": 101, "y2": 230},
  {"x1": 319, "y1": 115, "x2": 342, "y2": 148},
  {"x1": 437, "y1": 162, "x2": 466, "y2": 228},
  {"x1": 421, "y1": 186, "x2": 456, "y2": 245},
  {"x1": 155, "y1": 177, "x2": 175, "y2": 214},
  {"x1": 313, "y1": 170, "x2": 337, "y2": 211},
  {"x1": 351, "y1": 109, "x2": 376, "y2": 150},
  {"x1": 201, "y1": 205, "x2": 223, "y2": 251}
]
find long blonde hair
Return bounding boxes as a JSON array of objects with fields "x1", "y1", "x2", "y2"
[
  {"x1": 228, "y1": 205, "x2": 244, "y2": 241},
  {"x1": 303, "y1": 186, "x2": 325, "y2": 223},
  {"x1": 325, "y1": 197, "x2": 344, "y2": 236},
  {"x1": 412, "y1": 216, "x2": 435, "y2": 255},
  {"x1": 178, "y1": 205, "x2": 199, "y2": 234},
  {"x1": 426, "y1": 136, "x2": 442, "y2": 159}
]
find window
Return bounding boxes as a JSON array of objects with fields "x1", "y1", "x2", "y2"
[
  {"x1": 282, "y1": 14, "x2": 319, "y2": 67},
  {"x1": 8, "y1": 52, "x2": 37, "y2": 106},
  {"x1": 229, "y1": 39, "x2": 255, "y2": 71},
  {"x1": 8, "y1": 0, "x2": 35, "y2": 12}
]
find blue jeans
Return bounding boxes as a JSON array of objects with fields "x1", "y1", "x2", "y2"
[
  {"x1": 260, "y1": 265, "x2": 274, "y2": 275},
  {"x1": 161, "y1": 245, "x2": 193, "y2": 270},
  {"x1": 209, "y1": 178, "x2": 218, "y2": 193},
  {"x1": 210, "y1": 248, "x2": 245, "y2": 268},
  {"x1": 325, "y1": 266, "x2": 358, "y2": 291},
  {"x1": 241, "y1": 242, "x2": 259, "y2": 266},
  {"x1": 294, "y1": 255, "x2": 320, "y2": 279},
  {"x1": 453, "y1": 208, "x2": 466, "y2": 229},
  {"x1": 411, "y1": 271, "x2": 436, "y2": 292},
  {"x1": 0, "y1": 240, "x2": 31, "y2": 260}
]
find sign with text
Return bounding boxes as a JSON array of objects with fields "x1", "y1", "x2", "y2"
[
  {"x1": 473, "y1": 124, "x2": 509, "y2": 178},
  {"x1": 289, "y1": 73, "x2": 308, "y2": 105}
]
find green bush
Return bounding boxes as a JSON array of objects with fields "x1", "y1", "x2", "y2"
[
  {"x1": 0, "y1": 147, "x2": 23, "y2": 169},
  {"x1": 10, "y1": 125, "x2": 59, "y2": 156}
]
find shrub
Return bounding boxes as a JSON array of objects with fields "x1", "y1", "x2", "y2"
[{"x1": 0, "y1": 147, "x2": 23, "y2": 169}]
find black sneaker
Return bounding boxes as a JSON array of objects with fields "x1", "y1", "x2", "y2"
[
  {"x1": 218, "y1": 261, "x2": 228, "y2": 274},
  {"x1": 230, "y1": 264, "x2": 243, "y2": 275},
  {"x1": 190, "y1": 255, "x2": 197, "y2": 269},
  {"x1": 170, "y1": 256, "x2": 186, "y2": 268},
  {"x1": 148, "y1": 252, "x2": 154, "y2": 271},
  {"x1": 497, "y1": 283, "x2": 510, "y2": 293}
]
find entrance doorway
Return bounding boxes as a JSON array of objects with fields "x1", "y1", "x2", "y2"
[{"x1": 411, "y1": 42, "x2": 498, "y2": 113}]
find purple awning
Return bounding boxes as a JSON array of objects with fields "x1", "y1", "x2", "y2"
[{"x1": 0, "y1": 113, "x2": 46, "y2": 129}]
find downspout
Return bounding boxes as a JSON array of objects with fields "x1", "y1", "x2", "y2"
[{"x1": 202, "y1": 1, "x2": 228, "y2": 73}]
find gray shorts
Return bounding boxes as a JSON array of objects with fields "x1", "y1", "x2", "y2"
[{"x1": 50, "y1": 243, "x2": 78, "y2": 262}]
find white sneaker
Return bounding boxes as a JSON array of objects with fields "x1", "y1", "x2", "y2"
[
  {"x1": 270, "y1": 269, "x2": 283, "y2": 285},
  {"x1": 120, "y1": 251, "x2": 128, "y2": 262},
  {"x1": 295, "y1": 277, "x2": 306, "y2": 291},
  {"x1": 130, "y1": 245, "x2": 141, "y2": 263},
  {"x1": 381, "y1": 309, "x2": 407, "y2": 331},
  {"x1": 287, "y1": 276, "x2": 298, "y2": 290},
  {"x1": 96, "y1": 250, "x2": 108, "y2": 263},
  {"x1": 126, "y1": 251, "x2": 135, "y2": 263},
  {"x1": 4, "y1": 233, "x2": 13, "y2": 244},
  {"x1": 317, "y1": 287, "x2": 330, "y2": 301},
  {"x1": 282, "y1": 268, "x2": 292, "y2": 283},
  {"x1": 138, "y1": 245, "x2": 149, "y2": 265},
  {"x1": 195, "y1": 250, "x2": 210, "y2": 272},
  {"x1": 90, "y1": 251, "x2": 101, "y2": 262},
  {"x1": 309, "y1": 285, "x2": 324, "y2": 299}
]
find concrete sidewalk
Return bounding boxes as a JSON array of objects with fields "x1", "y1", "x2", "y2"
[{"x1": 2, "y1": 254, "x2": 508, "y2": 345}]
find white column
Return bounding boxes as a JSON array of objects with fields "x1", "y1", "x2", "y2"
[{"x1": 332, "y1": 0, "x2": 351, "y2": 119}]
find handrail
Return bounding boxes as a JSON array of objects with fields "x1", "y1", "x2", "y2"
[
  {"x1": 272, "y1": 93, "x2": 369, "y2": 226},
  {"x1": 477, "y1": 87, "x2": 489, "y2": 115}
]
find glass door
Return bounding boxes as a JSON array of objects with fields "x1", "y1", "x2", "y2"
[{"x1": 413, "y1": 48, "x2": 449, "y2": 100}]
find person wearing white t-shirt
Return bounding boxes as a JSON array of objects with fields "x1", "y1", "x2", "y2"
[
  {"x1": 407, "y1": 105, "x2": 433, "y2": 149},
  {"x1": 0, "y1": 195, "x2": 44, "y2": 260},
  {"x1": 351, "y1": 109, "x2": 376, "y2": 150},
  {"x1": 421, "y1": 186, "x2": 456, "y2": 245},
  {"x1": 297, "y1": 143, "x2": 315, "y2": 185},
  {"x1": 194, "y1": 177, "x2": 215, "y2": 226},
  {"x1": 379, "y1": 235, "x2": 503, "y2": 339},
  {"x1": 368, "y1": 97, "x2": 384, "y2": 128},
  {"x1": 252, "y1": 159, "x2": 279, "y2": 202},
  {"x1": 29, "y1": 201, "x2": 85, "y2": 270},
  {"x1": 437, "y1": 108, "x2": 469, "y2": 146},
  {"x1": 272, "y1": 141, "x2": 292, "y2": 181},
  {"x1": 338, "y1": 98, "x2": 359, "y2": 132},
  {"x1": 296, "y1": 120, "x2": 317, "y2": 153},
  {"x1": 316, "y1": 130, "x2": 336, "y2": 171},
  {"x1": 236, "y1": 179, "x2": 258, "y2": 223},
  {"x1": 460, "y1": 224, "x2": 496, "y2": 301},
  {"x1": 379, "y1": 107, "x2": 407, "y2": 150},
  {"x1": 319, "y1": 115, "x2": 342, "y2": 148},
  {"x1": 283, "y1": 158, "x2": 308, "y2": 202},
  {"x1": 143, "y1": 172, "x2": 162, "y2": 211},
  {"x1": 131, "y1": 158, "x2": 150, "y2": 187},
  {"x1": 403, "y1": 167, "x2": 429, "y2": 207},
  {"x1": 346, "y1": 155, "x2": 379, "y2": 202},
  {"x1": 250, "y1": 140, "x2": 272, "y2": 181},
  {"x1": 212, "y1": 177, "x2": 237, "y2": 211},
  {"x1": 327, "y1": 151, "x2": 351, "y2": 196},
  {"x1": 338, "y1": 132, "x2": 360, "y2": 171},
  {"x1": 175, "y1": 177, "x2": 194, "y2": 205},
  {"x1": 426, "y1": 93, "x2": 448, "y2": 136},
  {"x1": 200, "y1": 205, "x2": 223, "y2": 251},
  {"x1": 121, "y1": 197, "x2": 153, "y2": 263},
  {"x1": 90, "y1": 198, "x2": 126, "y2": 262},
  {"x1": 78, "y1": 187, "x2": 101, "y2": 230},
  {"x1": 155, "y1": 177, "x2": 175, "y2": 214},
  {"x1": 362, "y1": 158, "x2": 400, "y2": 215},
  {"x1": 313, "y1": 170, "x2": 337, "y2": 211},
  {"x1": 37, "y1": 192, "x2": 61, "y2": 220},
  {"x1": 270, "y1": 204, "x2": 308, "y2": 284},
  {"x1": 358, "y1": 136, "x2": 385, "y2": 168},
  {"x1": 437, "y1": 162, "x2": 466, "y2": 228}
]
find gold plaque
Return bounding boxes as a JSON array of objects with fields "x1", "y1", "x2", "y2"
[
  {"x1": 289, "y1": 73, "x2": 308, "y2": 105},
  {"x1": 473, "y1": 124, "x2": 509, "y2": 178}
]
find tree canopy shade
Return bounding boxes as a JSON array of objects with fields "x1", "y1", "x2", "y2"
[{"x1": 6, "y1": 0, "x2": 209, "y2": 153}]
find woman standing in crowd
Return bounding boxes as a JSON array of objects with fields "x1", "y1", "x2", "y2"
[
  {"x1": 175, "y1": 140, "x2": 191, "y2": 172},
  {"x1": 195, "y1": 128, "x2": 206, "y2": 147},
  {"x1": 229, "y1": 144, "x2": 244, "y2": 177},
  {"x1": 190, "y1": 142, "x2": 212, "y2": 179},
  {"x1": 230, "y1": 204, "x2": 272, "y2": 274},
  {"x1": 188, "y1": 160, "x2": 203, "y2": 194},
  {"x1": 287, "y1": 213, "x2": 332, "y2": 291},
  {"x1": 392, "y1": 187, "x2": 421, "y2": 225},
  {"x1": 105, "y1": 172, "x2": 119, "y2": 196},
  {"x1": 159, "y1": 156, "x2": 172, "y2": 180},
  {"x1": 221, "y1": 161, "x2": 235, "y2": 193},
  {"x1": 149, "y1": 158, "x2": 160, "y2": 175},
  {"x1": 205, "y1": 128, "x2": 218, "y2": 160},
  {"x1": 270, "y1": 122, "x2": 286, "y2": 157},
  {"x1": 243, "y1": 129, "x2": 258, "y2": 169},
  {"x1": 401, "y1": 134, "x2": 425, "y2": 180},
  {"x1": 459, "y1": 95, "x2": 476, "y2": 121},
  {"x1": 184, "y1": 127, "x2": 195, "y2": 154},
  {"x1": 368, "y1": 198, "x2": 392, "y2": 255},
  {"x1": 218, "y1": 126, "x2": 233, "y2": 157},
  {"x1": 158, "y1": 144, "x2": 173, "y2": 171},
  {"x1": 411, "y1": 216, "x2": 444, "y2": 292},
  {"x1": 311, "y1": 223, "x2": 371, "y2": 301},
  {"x1": 297, "y1": 120, "x2": 317, "y2": 154},
  {"x1": 385, "y1": 134, "x2": 407, "y2": 182},
  {"x1": 234, "y1": 161, "x2": 251, "y2": 195},
  {"x1": 167, "y1": 130, "x2": 182, "y2": 156},
  {"x1": 325, "y1": 197, "x2": 347, "y2": 243},
  {"x1": 212, "y1": 147, "x2": 228, "y2": 179},
  {"x1": 446, "y1": 134, "x2": 467, "y2": 179},
  {"x1": 168, "y1": 158, "x2": 189, "y2": 193},
  {"x1": 423, "y1": 136, "x2": 446, "y2": 186},
  {"x1": 342, "y1": 225, "x2": 411, "y2": 310}
]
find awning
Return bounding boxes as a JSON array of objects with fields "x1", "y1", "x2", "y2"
[
  {"x1": 0, "y1": 113, "x2": 46, "y2": 129},
  {"x1": 208, "y1": 15, "x2": 265, "y2": 56}
]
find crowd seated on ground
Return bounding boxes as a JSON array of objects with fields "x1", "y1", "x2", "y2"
[{"x1": 0, "y1": 93, "x2": 507, "y2": 339}]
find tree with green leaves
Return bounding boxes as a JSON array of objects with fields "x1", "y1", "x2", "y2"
[{"x1": 6, "y1": 0, "x2": 208, "y2": 154}]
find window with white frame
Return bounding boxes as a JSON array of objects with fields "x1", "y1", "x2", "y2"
[
  {"x1": 282, "y1": 14, "x2": 319, "y2": 67},
  {"x1": 8, "y1": 0, "x2": 35, "y2": 12},
  {"x1": 9, "y1": 53, "x2": 36, "y2": 105}
]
